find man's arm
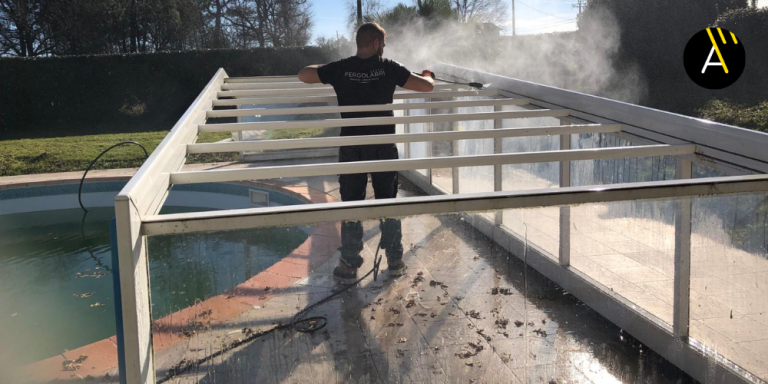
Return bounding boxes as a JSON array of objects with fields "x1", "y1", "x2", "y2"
[
  {"x1": 402, "y1": 70, "x2": 434, "y2": 92},
  {"x1": 297, "y1": 64, "x2": 323, "y2": 84}
]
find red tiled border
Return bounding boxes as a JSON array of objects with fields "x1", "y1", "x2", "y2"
[{"x1": 14, "y1": 169, "x2": 340, "y2": 382}]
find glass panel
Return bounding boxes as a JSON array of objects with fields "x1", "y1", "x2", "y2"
[
  {"x1": 501, "y1": 103, "x2": 563, "y2": 127},
  {"x1": 457, "y1": 102, "x2": 493, "y2": 195},
  {"x1": 430, "y1": 100, "x2": 454, "y2": 194},
  {"x1": 236, "y1": 103, "x2": 340, "y2": 142},
  {"x1": 406, "y1": 99, "x2": 429, "y2": 177},
  {"x1": 395, "y1": 99, "x2": 405, "y2": 155},
  {"x1": 570, "y1": 199, "x2": 676, "y2": 325},
  {"x1": 149, "y1": 223, "x2": 318, "y2": 380},
  {"x1": 693, "y1": 162, "x2": 727, "y2": 178},
  {"x1": 570, "y1": 132, "x2": 676, "y2": 186},
  {"x1": 690, "y1": 192, "x2": 768, "y2": 376},
  {"x1": 497, "y1": 103, "x2": 563, "y2": 257},
  {"x1": 142, "y1": 208, "x2": 693, "y2": 383}
]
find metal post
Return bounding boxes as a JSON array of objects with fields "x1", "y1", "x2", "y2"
[
  {"x1": 559, "y1": 118, "x2": 572, "y2": 267},
  {"x1": 452, "y1": 104, "x2": 460, "y2": 194},
  {"x1": 674, "y1": 157, "x2": 693, "y2": 338},
  {"x1": 427, "y1": 98, "x2": 433, "y2": 184},
  {"x1": 114, "y1": 197, "x2": 155, "y2": 384},
  {"x1": 404, "y1": 103, "x2": 410, "y2": 159},
  {"x1": 494, "y1": 105, "x2": 503, "y2": 225},
  {"x1": 109, "y1": 218, "x2": 127, "y2": 384}
]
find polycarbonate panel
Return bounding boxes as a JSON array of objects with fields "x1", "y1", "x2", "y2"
[
  {"x1": 140, "y1": 208, "x2": 694, "y2": 383},
  {"x1": 429, "y1": 100, "x2": 455, "y2": 194},
  {"x1": 690, "y1": 192, "x2": 768, "y2": 377},
  {"x1": 148, "y1": 223, "x2": 322, "y2": 381},
  {"x1": 570, "y1": 199, "x2": 676, "y2": 325},
  {"x1": 405, "y1": 99, "x2": 429, "y2": 177},
  {"x1": 570, "y1": 132, "x2": 677, "y2": 187},
  {"x1": 394, "y1": 99, "x2": 405, "y2": 155}
]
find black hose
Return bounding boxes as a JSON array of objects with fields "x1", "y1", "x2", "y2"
[
  {"x1": 79, "y1": 211, "x2": 112, "y2": 273},
  {"x1": 157, "y1": 245, "x2": 384, "y2": 383},
  {"x1": 78, "y1": 141, "x2": 148, "y2": 212}
]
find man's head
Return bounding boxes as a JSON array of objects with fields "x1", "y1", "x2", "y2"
[{"x1": 356, "y1": 22, "x2": 386, "y2": 57}]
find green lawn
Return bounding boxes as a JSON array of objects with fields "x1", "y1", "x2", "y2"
[
  {"x1": 265, "y1": 127, "x2": 339, "y2": 140},
  {"x1": 4, "y1": 100, "x2": 764, "y2": 178},
  {"x1": 0, "y1": 131, "x2": 238, "y2": 177}
]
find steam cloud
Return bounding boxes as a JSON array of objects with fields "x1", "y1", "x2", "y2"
[{"x1": 335, "y1": 8, "x2": 645, "y2": 104}]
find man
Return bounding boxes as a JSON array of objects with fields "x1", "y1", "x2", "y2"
[{"x1": 297, "y1": 22, "x2": 435, "y2": 284}]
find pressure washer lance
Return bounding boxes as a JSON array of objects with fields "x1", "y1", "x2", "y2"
[{"x1": 414, "y1": 70, "x2": 489, "y2": 89}]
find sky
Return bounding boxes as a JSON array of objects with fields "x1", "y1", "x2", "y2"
[
  {"x1": 310, "y1": 0, "x2": 768, "y2": 43},
  {"x1": 311, "y1": 0, "x2": 580, "y2": 42}
]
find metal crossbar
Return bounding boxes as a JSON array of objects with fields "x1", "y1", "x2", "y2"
[
  {"x1": 219, "y1": 82, "x2": 458, "y2": 93},
  {"x1": 211, "y1": 89, "x2": 498, "y2": 106},
  {"x1": 187, "y1": 124, "x2": 622, "y2": 153},
  {"x1": 223, "y1": 75, "x2": 299, "y2": 83},
  {"x1": 221, "y1": 81, "x2": 327, "y2": 90},
  {"x1": 172, "y1": 144, "x2": 695, "y2": 184},
  {"x1": 206, "y1": 98, "x2": 530, "y2": 118},
  {"x1": 219, "y1": 86, "x2": 474, "y2": 98},
  {"x1": 199, "y1": 110, "x2": 569, "y2": 133},
  {"x1": 142, "y1": 174, "x2": 768, "y2": 235}
]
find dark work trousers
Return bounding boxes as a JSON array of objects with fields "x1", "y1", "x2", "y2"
[{"x1": 338, "y1": 144, "x2": 403, "y2": 268}]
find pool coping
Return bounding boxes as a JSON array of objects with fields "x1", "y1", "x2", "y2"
[{"x1": 6, "y1": 166, "x2": 341, "y2": 383}]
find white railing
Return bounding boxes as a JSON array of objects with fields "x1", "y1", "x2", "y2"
[{"x1": 114, "y1": 69, "x2": 227, "y2": 384}]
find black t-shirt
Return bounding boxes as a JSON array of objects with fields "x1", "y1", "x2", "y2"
[{"x1": 317, "y1": 55, "x2": 411, "y2": 136}]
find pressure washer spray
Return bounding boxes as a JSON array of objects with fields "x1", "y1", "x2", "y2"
[{"x1": 415, "y1": 70, "x2": 490, "y2": 89}]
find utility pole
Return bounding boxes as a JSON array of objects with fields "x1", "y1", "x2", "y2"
[
  {"x1": 572, "y1": 0, "x2": 585, "y2": 14},
  {"x1": 357, "y1": 0, "x2": 363, "y2": 26},
  {"x1": 511, "y1": 0, "x2": 516, "y2": 36}
]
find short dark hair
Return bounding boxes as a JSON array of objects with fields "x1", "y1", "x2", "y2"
[{"x1": 356, "y1": 22, "x2": 387, "y2": 49}]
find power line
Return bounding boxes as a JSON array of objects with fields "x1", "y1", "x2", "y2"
[
  {"x1": 516, "y1": 18, "x2": 577, "y2": 32},
  {"x1": 572, "y1": 0, "x2": 586, "y2": 14},
  {"x1": 518, "y1": 18, "x2": 577, "y2": 28},
  {"x1": 515, "y1": 0, "x2": 575, "y2": 20}
]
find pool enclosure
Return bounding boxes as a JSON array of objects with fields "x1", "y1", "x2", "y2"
[{"x1": 115, "y1": 65, "x2": 768, "y2": 383}]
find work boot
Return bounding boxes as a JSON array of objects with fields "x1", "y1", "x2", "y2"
[
  {"x1": 333, "y1": 262, "x2": 359, "y2": 285},
  {"x1": 387, "y1": 258, "x2": 407, "y2": 278}
]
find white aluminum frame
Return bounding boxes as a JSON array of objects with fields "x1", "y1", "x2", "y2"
[
  {"x1": 116, "y1": 67, "x2": 768, "y2": 384},
  {"x1": 212, "y1": 89, "x2": 498, "y2": 107}
]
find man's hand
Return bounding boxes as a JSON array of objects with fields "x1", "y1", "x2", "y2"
[
  {"x1": 421, "y1": 70, "x2": 435, "y2": 79},
  {"x1": 298, "y1": 64, "x2": 323, "y2": 84}
]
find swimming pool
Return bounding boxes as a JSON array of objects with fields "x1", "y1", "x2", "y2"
[{"x1": 0, "y1": 181, "x2": 309, "y2": 369}]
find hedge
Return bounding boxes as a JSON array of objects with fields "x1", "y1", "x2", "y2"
[
  {"x1": 0, "y1": 47, "x2": 342, "y2": 140},
  {"x1": 578, "y1": 0, "x2": 767, "y2": 115},
  {"x1": 713, "y1": 8, "x2": 768, "y2": 106}
]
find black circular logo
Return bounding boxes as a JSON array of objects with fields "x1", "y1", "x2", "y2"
[{"x1": 683, "y1": 28, "x2": 745, "y2": 89}]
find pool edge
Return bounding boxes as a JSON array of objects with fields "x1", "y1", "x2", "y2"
[{"x1": 9, "y1": 167, "x2": 342, "y2": 383}]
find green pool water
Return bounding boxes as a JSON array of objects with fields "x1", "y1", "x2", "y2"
[{"x1": 0, "y1": 207, "x2": 308, "y2": 368}]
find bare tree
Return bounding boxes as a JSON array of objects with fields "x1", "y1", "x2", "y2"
[
  {"x1": 1, "y1": 0, "x2": 313, "y2": 56},
  {"x1": 452, "y1": 0, "x2": 506, "y2": 25},
  {"x1": 345, "y1": 0, "x2": 385, "y2": 30},
  {"x1": 226, "y1": 0, "x2": 269, "y2": 47},
  {"x1": 0, "y1": 0, "x2": 52, "y2": 56}
]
